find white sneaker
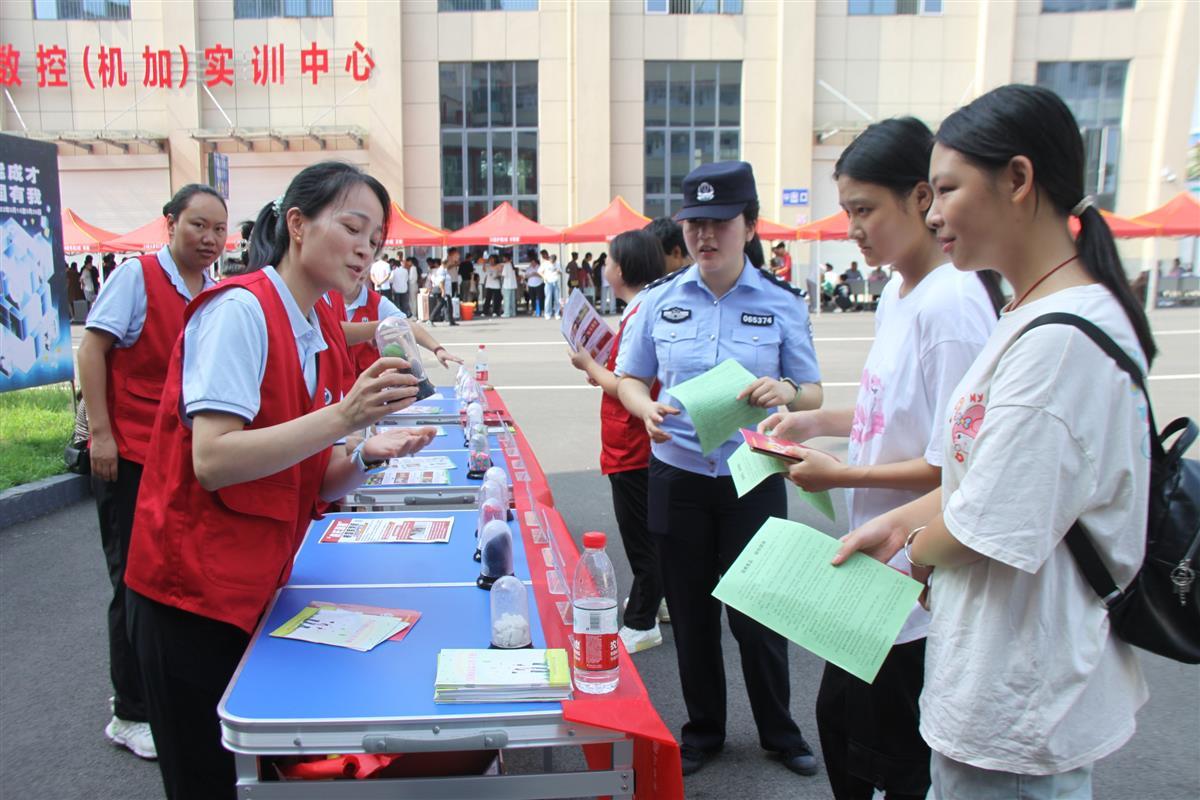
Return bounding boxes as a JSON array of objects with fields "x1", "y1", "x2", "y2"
[
  {"x1": 619, "y1": 623, "x2": 663, "y2": 653},
  {"x1": 105, "y1": 716, "x2": 157, "y2": 760},
  {"x1": 657, "y1": 599, "x2": 671, "y2": 624}
]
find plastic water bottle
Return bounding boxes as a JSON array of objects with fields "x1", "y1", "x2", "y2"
[
  {"x1": 572, "y1": 532, "x2": 619, "y2": 694},
  {"x1": 474, "y1": 344, "x2": 489, "y2": 384}
]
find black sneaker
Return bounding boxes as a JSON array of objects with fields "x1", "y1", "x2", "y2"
[
  {"x1": 772, "y1": 741, "x2": 819, "y2": 776},
  {"x1": 680, "y1": 745, "x2": 719, "y2": 776}
]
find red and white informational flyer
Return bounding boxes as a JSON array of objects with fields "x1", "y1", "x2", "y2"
[{"x1": 319, "y1": 516, "x2": 454, "y2": 544}]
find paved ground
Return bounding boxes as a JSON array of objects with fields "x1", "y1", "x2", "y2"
[{"x1": 3, "y1": 304, "x2": 1197, "y2": 799}]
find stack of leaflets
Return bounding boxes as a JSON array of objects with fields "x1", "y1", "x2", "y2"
[
  {"x1": 319, "y1": 516, "x2": 453, "y2": 544},
  {"x1": 270, "y1": 602, "x2": 421, "y2": 652},
  {"x1": 434, "y1": 649, "x2": 573, "y2": 703}
]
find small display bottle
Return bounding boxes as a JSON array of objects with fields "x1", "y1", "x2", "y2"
[
  {"x1": 374, "y1": 317, "x2": 435, "y2": 400},
  {"x1": 482, "y1": 467, "x2": 513, "y2": 520},
  {"x1": 489, "y1": 575, "x2": 532, "y2": 649},
  {"x1": 474, "y1": 495, "x2": 506, "y2": 562},
  {"x1": 477, "y1": 519, "x2": 514, "y2": 590},
  {"x1": 468, "y1": 431, "x2": 492, "y2": 479}
]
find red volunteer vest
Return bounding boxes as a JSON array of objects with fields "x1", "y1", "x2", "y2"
[
  {"x1": 346, "y1": 289, "x2": 384, "y2": 385},
  {"x1": 104, "y1": 253, "x2": 187, "y2": 465},
  {"x1": 316, "y1": 291, "x2": 357, "y2": 398},
  {"x1": 125, "y1": 271, "x2": 340, "y2": 634},
  {"x1": 599, "y1": 305, "x2": 656, "y2": 475}
]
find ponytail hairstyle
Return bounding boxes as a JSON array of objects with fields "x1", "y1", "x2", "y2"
[
  {"x1": 162, "y1": 183, "x2": 226, "y2": 221},
  {"x1": 248, "y1": 161, "x2": 391, "y2": 272},
  {"x1": 937, "y1": 84, "x2": 1155, "y2": 363},
  {"x1": 835, "y1": 116, "x2": 1006, "y2": 316}
]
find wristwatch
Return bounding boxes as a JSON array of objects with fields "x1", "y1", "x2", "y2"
[
  {"x1": 780, "y1": 377, "x2": 800, "y2": 400},
  {"x1": 350, "y1": 440, "x2": 386, "y2": 472}
]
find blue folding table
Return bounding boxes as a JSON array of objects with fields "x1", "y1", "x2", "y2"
[{"x1": 218, "y1": 439, "x2": 634, "y2": 798}]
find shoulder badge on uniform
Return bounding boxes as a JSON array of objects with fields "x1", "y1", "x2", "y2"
[
  {"x1": 643, "y1": 266, "x2": 688, "y2": 293},
  {"x1": 760, "y1": 269, "x2": 806, "y2": 299},
  {"x1": 661, "y1": 307, "x2": 691, "y2": 323}
]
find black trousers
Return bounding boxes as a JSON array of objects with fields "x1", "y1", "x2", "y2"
[
  {"x1": 648, "y1": 458, "x2": 805, "y2": 754},
  {"x1": 395, "y1": 291, "x2": 411, "y2": 317},
  {"x1": 816, "y1": 638, "x2": 930, "y2": 800},
  {"x1": 483, "y1": 287, "x2": 503, "y2": 316},
  {"x1": 92, "y1": 455, "x2": 147, "y2": 722},
  {"x1": 608, "y1": 468, "x2": 661, "y2": 631},
  {"x1": 430, "y1": 292, "x2": 456, "y2": 324},
  {"x1": 127, "y1": 589, "x2": 250, "y2": 800}
]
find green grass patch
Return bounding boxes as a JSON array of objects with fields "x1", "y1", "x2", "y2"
[{"x1": 0, "y1": 384, "x2": 76, "y2": 490}]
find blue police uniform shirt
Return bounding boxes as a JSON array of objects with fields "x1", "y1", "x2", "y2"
[
  {"x1": 345, "y1": 284, "x2": 406, "y2": 321},
  {"x1": 181, "y1": 266, "x2": 328, "y2": 423},
  {"x1": 616, "y1": 257, "x2": 820, "y2": 477},
  {"x1": 84, "y1": 246, "x2": 215, "y2": 347}
]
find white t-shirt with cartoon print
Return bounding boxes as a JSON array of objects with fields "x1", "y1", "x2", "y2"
[
  {"x1": 845, "y1": 263, "x2": 996, "y2": 645},
  {"x1": 922, "y1": 283, "x2": 1150, "y2": 774}
]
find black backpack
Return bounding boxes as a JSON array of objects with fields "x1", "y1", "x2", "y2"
[{"x1": 1017, "y1": 313, "x2": 1199, "y2": 663}]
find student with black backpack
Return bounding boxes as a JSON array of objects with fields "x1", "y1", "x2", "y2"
[{"x1": 832, "y1": 85, "x2": 1171, "y2": 798}]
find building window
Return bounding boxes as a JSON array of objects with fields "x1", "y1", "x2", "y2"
[
  {"x1": 644, "y1": 61, "x2": 741, "y2": 220},
  {"x1": 233, "y1": 0, "x2": 333, "y2": 19},
  {"x1": 645, "y1": 0, "x2": 743, "y2": 13},
  {"x1": 1043, "y1": 0, "x2": 1134, "y2": 12},
  {"x1": 1037, "y1": 61, "x2": 1128, "y2": 210},
  {"x1": 847, "y1": 0, "x2": 942, "y2": 15},
  {"x1": 440, "y1": 62, "x2": 539, "y2": 229},
  {"x1": 438, "y1": 0, "x2": 538, "y2": 11},
  {"x1": 32, "y1": 0, "x2": 130, "y2": 20}
]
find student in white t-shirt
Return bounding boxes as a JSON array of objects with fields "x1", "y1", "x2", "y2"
[
  {"x1": 835, "y1": 85, "x2": 1155, "y2": 800},
  {"x1": 760, "y1": 118, "x2": 1004, "y2": 800}
]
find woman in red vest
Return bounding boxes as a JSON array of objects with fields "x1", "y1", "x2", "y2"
[
  {"x1": 565, "y1": 229, "x2": 668, "y2": 654},
  {"x1": 124, "y1": 162, "x2": 436, "y2": 800},
  {"x1": 341, "y1": 270, "x2": 462, "y2": 394},
  {"x1": 77, "y1": 184, "x2": 228, "y2": 761}
]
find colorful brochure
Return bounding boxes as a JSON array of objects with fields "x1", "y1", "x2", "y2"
[
  {"x1": 434, "y1": 648, "x2": 573, "y2": 703},
  {"x1": 363, "y1": 468, "x2": 451, "y2": 487},
  {"x1": 561, "y1": 289, "x2": 616, "y2": 363},
  {"x1": 388, "y1": 455, "x2": 458, "y2": 471},
  {"x1": 319, "y1": 516, "x2": 454, "y2": 544},
  {"x1": 270, "y1": 603, "x2": 413, "y2": 652}
]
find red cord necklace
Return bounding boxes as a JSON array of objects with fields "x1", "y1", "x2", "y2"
[{"x1": 1005, "y1": 254, "x2": 1078, "y2": 311}]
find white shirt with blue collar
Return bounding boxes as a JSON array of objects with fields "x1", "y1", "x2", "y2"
[
  {"x1": 181, "y1": 267, "x2": 328, "y2": 422},
  {"x1": 84, "y1": 246, "x2": 215, "y2": 348},
  {"x1": 344, "y1": 284, "x2": 406, "y2": 322},
  {"x1": 615, "y1": 257, "x2": 821, "y2": 477}
]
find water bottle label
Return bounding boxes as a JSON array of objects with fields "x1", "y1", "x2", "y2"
[
  {"x1": 572, "y1": 605, "x2": 618, "y2": 671},
  {"x1": 476, "y1": 368, "x2": 489, "y2": 383},
  {"x1": 573, "y1": 632, "x2": 618, "y2": 671}
]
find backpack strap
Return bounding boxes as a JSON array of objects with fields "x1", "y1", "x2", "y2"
[{"x1": 1014, "y1": 312, "x2": 1157, "y2": 607}]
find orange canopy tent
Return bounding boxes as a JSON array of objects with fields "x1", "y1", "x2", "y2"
[
  {"x1": 755, "y1": 218, "x2": 799, "y2": 241},
  {"x1": 446, "y1": 201, "x2": 562, "y2": 246},
  {"x1": 384, "y1": 202, "x2": 447, "y2": 247},
  {"x1": 794, "y1": 212, "x2": 849, "y2": 241},
  {"x1": 559, "y1": 196, "x2": 649, "y2": 243},
  {"x1": 1132, "y1": 192, "x2": 1200, "y2": 237},
  {"x1": 1068, "y1": 209, "x2": 1159, "y2": 238},
  {"x1": 106, "y1": 217, "x2": 241, "y2": 253},
  {"x1": 60, "y1": 209, "x2": 120, "y2": 254}
]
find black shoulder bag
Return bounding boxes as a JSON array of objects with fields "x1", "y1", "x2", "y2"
[{"x1": 1016, "y1": 313, "x2": 1199, "y2": 664}]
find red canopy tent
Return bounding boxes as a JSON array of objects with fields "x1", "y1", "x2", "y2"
[
  {"x1": 559, "y1": 196, "x2": 649, "y2": 243},
  {"x1": 106, "y1": 216, "x2": 241, "y2": 253},
  {"x1": 384, "y1": 202, "x2": 448, "y2": 247},
  {"x1": 1068, "y1": 209, "x2": 1159, "y2": 238},
  {"x1": 795, "y1": 212, "x2": 849, "y2": 241},
  {"x1": 1132, "y1": 192, "x2": 1200, "y2": 237},
  {"x1": 755, "y1": 218, "x2": 799, "y2": 241},
  {"x1": 60, "y1": 209, "x2": 121, "y2": 254},
  {"x1": 446, "y1": 201, "x2": 562, "y2": 246}
]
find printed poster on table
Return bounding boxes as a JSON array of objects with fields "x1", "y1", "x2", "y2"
[
  {"x1": 320, "y1": 516, "x2": 454, "y2": 544},
  {"x1": 560, "y1": 289, "x2": 615, "y2": 363},
  {"x1": 363, "y1": 467, "x2": 451, "y2": 486},
  {"x1": 0, "y1": 134, "x2": 73, "y2": 393}
]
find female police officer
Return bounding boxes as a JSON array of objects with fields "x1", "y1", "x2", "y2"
[{"x1": 616, "y1": 161, "x2": 824, "y2": 779}]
